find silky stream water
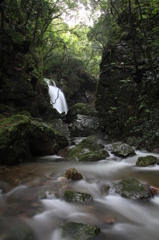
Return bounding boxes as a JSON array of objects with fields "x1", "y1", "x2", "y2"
[{"x1": 0, "y1": 145, "x2": 159, "y2": 240}]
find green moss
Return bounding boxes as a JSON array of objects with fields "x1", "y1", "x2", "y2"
[
  {"x1": 119, "y1": 178, "x2": 150, "y2": 199},
  {"x1": 60, "y1": 222, "x2": 100, "y2": 240},
  {"x1": 64, "y1": 190, "x2": 93, "y2": 202},
  {"x1": 136, "y1": 155, "x2": 157, "y2": 167},
  {"x1": 66, "y1": 136, "x2": 109, "y2": 162}
]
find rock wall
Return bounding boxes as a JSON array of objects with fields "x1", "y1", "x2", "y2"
[{"x1": 95, "y1": 40, "x2": 159, "y2": 147}]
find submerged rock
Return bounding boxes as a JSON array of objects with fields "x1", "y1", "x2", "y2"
[
  {"x1": 136, "y1": 155, "x2": 157, "y2": 167},
  {"x1": 64, "y1": 190, "x2": 93, "y2": 202},
  {"x1": 65, "y1": 168, "x2": 83, "y2": 180},
  {"x1": 69, "y1": 114, "x2": 100, "y2": 137},
  {"x1": 59, "y1": 222, "x2": 100, "y2": 240},
  {"x1": 66, "y1": 136, "x2": 109, "y2": 162},
  {"x1": 111, "y1": 142, "x2": 136, "y2": 157},
  {"x1": 114, "y1": 178, "x2": 151, "y2": 199}
]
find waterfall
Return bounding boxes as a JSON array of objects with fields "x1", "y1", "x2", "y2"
[{"x1": 44, "y1": 78, "x2": 68, "y2": 114}]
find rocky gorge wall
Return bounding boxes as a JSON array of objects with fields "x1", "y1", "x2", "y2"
[{"x1": 95, "y1": 39, "x2": 159, "y2": 149}]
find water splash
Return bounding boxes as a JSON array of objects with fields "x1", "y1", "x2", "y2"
[{"x1": 44, "y1": 78, "x2": 68, "y2": 114}]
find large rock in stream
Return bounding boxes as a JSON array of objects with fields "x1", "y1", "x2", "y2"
[
  {"x1": 136, "y1": 155, "x2": 157, "y2": 167},
  {"x1": 66, "y1": 135, "x2": 109, "y2": 162},
  {"x1": 69, "y1": 114, "x2": 100, "y2": 137},
  {"x1": 111, "y1": 142, "x2": 136, "y2": 157},
  {"x1": 114, "y1": 178, "x2": 151, "y2": 199},
  {"x1": 0, "y1": 114, "x2": 68, "y2": 165},
  {"x1": 59, "y1": 222, "x2": 100, "y2": 240}
]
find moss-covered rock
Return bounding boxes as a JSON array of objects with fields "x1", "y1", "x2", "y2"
[
  {"x1": 65, "y1": 168, "x2": 83, "y2": 180},
  {"x1": 64, "y1": 190, "x2": 93, "y2": 202},
  {"x1": 66, "y1": 136, "x2": 109, "y2": 161},
  {"x1": 114, "y1": 178, "x2": 151, "y2": 199},
  {"x1": 0, "y1": 114, "x2": 68, "y2": 165},
  {"x1": 66, "y1": 103, "x2": 97, "y2": 123},
  {"x1": 29, "y1": 119, "x2": 68, "y2": 156},
  {"x1": 111, "y1": 142, "x2": 136, "y2": 157},
  {"x1": 59, "y1": 222, "x2": 100, "y2": 240},
  {"x1": 0, "y1": 114, "x2": 31, "y2": 165},
  {"x1": 136, "y1": 155, "x2": 157, "y2": 167}
]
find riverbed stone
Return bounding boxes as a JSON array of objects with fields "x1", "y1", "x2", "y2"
[
  {"x1": 136, "y1": 155, "x2": 157, "y2": 166},
  {"x1": 59, "y1": 222, "x2": 100, "y2": 240},
  {"x1": 64, "y1": 190, "x2": 93, "y2": 202},
  {"x1": 69, "y1": 114, "x2": 100, "y2": 137},
  {"x1": 111, "y1": 142, "x2": 136, "y2": 157},
  {"x1": 66, "y1": 136, "x2": 109, "y2": 162},
  {"x1": 65, "y1": 168, "x2": 83, "y2": 180},
  {"x1": 114, "y1": 178, "x2": 151, "y2": 199}
]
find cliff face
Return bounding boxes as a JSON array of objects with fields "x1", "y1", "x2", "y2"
[
  {"x1": 95, "y1": 40, "x2": 159, "y2": 148},
  {"x1": 0, "y1": 48, "x2": 59, "y2": 120}
]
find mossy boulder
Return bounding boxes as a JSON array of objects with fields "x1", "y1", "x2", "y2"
[
  {"x1": 114, "y1": 178, "x2": 151, "y2": 199},
  {"x1": 64, "y1": 190, "x2": 93, "y2": 202},
  {"x1": 66, "y1": 136, "x2": 109, "y2": 161},
  {"x1": 65, "y1": 168, "x2": 83, "y2": 180},
  {"x1": 29, "y1": 119, "x2": 68, "y2": 156},
  {"x1": 136, "y1": 155, "x2": 157, "y2": 167},
  {"x1": 66, "y1": 103, "x2": 97, "y2": 123},
  {"x1": 0, "y1": 114, "x2": 68, "y2": 165},
  {"x1": 0, "y1": 114, "x2": 31, "y2": 165},
  {"x1": 59, "y1": 222, "x2": 100, "y2": 240},
  {"x1": 111, "y1": 142, "x2": 136, "y2": 157}
]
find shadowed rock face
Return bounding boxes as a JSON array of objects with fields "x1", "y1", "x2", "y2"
[{"x1": 69, "y1": 114, "x2": 101, "y2": 137}]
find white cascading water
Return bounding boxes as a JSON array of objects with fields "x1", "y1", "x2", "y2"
[{"x1": 44, "y1": 78, "x2": 68, "y2": 114}]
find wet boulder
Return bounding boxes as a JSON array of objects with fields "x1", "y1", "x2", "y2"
[
  {"x1": 59, "y1": 222, "x2": 100, "y2": 240},
  {"x1": 136, "y1": 155, "x2": 157, "y2": 167},
  {"x1": 69, "y1": 114, "x2": 100, "y2": 137},
  {"x1": 65, "y1": 168, "x2": 83, "y2": 180},
  {"x1": 114, "y1": 178, "x2": 151, "y2": 199},
  {"x1": 29, "y1": 119, "x2": 68, "y2": 156},
  {"x1": 64, "y1": 190, "x2": 93, "y2": 202},
  {"x1": 66, "y1": 136, "x2": 109, "y2": 162},
  {"x1": 111, "y1": 142, "x2": 136, "y2": 157}
]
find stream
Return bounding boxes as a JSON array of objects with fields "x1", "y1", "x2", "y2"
[{"x1": 0, "y1": 140, "x2": 159, "y2": 240}]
